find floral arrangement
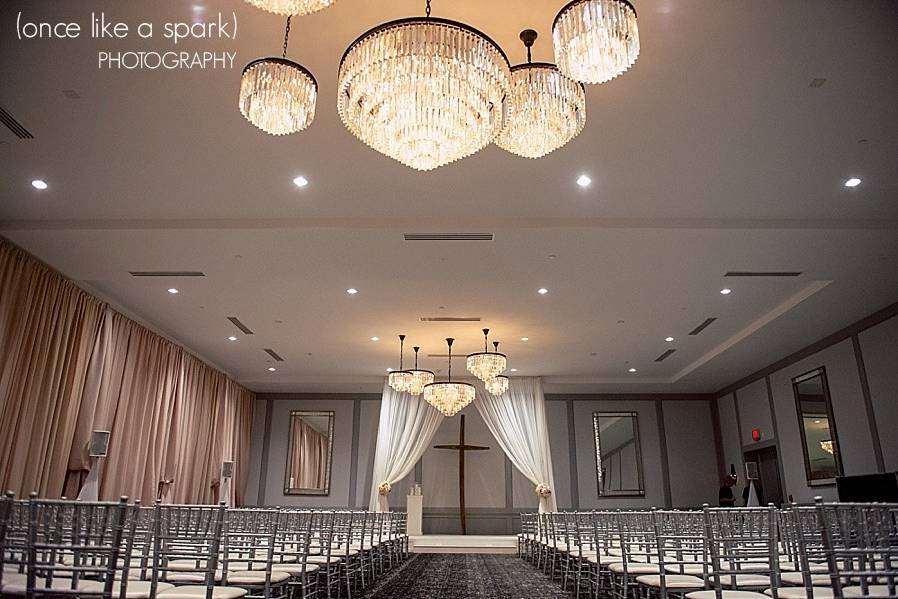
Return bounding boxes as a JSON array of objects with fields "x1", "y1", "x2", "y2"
[
  {"x1": 377, "y1": 481, "x2": 392, "y2": 496},
  {"x1": 535, "y1": 483, "x2": 552, "y2": 498}
]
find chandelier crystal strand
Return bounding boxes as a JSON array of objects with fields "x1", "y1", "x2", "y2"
[
  {"x1": 553, "y1": 0, "x2": 640, "y2": 85},
  {"x1": 337, "y1": 12, "x2": 511, "y2": 171},
  {"x1": 405, "y1": 346, "x2": 435, "y2": 396},
  {"x1": 485, "y1": 374, "x2": 509, "y2": 396},
  {"x1": 239, "y1": 16, "x2": 317, "y2": 136},
  {"x1": 244, "y1": 0, "x2": 336, "y2": 17},
  {"x1": 388, "y1": 335, "x2": 413, "y2": 393},
  {"x1": 497, "y1": 30, "x2": 586, "y2": 159},
  {"x1": 424, "y1": 338, "x2": 475, "y2": 417},
  {"x1": 466, "y1": 329, "x2": 507, "y2": 382}
]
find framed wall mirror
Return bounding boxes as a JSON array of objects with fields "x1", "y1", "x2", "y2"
[
  {"x1": 792, "y1": 367, "x2": 842, "y2": 485},
  {"x1": 593, "y1": 411, "x2": 645, "y2": 496},
  {"x1": 284, "y1": 410, "x2": 335, "y2": 495}
]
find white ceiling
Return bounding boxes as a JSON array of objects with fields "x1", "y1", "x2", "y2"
[{"x1": 1, "y1": 0, "x2": 897, "y2": 395}]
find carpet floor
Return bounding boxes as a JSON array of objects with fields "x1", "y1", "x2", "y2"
[{"x1": 358, "y1": 554, "x2": 574, "y2": 599}]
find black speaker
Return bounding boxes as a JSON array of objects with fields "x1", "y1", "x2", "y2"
[
  {"x1": 89, "y1": 431, "x2": 111, "y2": 457},
  {"x1": 221, "y1": 461, "x2": 234, "y2": 479},
  {"x1": 836, "y1": 472, "x2": 898, "y2": 502}
]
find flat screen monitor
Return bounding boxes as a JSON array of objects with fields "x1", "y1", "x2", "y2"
[{"x1": 836, "y1": 472, "x2": 898, "y2": 502}]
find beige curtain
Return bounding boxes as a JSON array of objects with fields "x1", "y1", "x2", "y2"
[{"x1": 0, "y1": 237, "x2": 255, "y2": 504}]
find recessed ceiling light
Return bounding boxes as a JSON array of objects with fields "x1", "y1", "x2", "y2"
[
  {"x1": 814, "y1": 420, "x2": 821, "y2": 424},
  {"x1": 628, "y1": 367, "x2": 637, "y2": 373},
  {"x1": 665, "y1": 336, "x2": 675, "y2": 342},
  {"x1": 293, "y1": 175, "x2": 309, "y2": 188},
  {"x1": 31, "y1": 179, "x2": 48, "y2": 190},
  {"x1": 227, "y1": 336, "x2": 237, "y2": 341},
  {"x1": 720, "y1": 288, "x2": 732, "y2": 295},
  {"x1": 844, "y1": 177, "x2": 861, "y2": 188},
  {"x1": 537, "y1": 288, "x2": 549, "y2": 295},
  {"x1": 520, "y1": 337, "x2": 529, "y2": 342},
  {"x1": 267, "y1": 367, "x2": 277, "y2": 372},
  {"x1": 510, "y1": 368, "x2": 518, "y2": 372},
  {"x1": 370, "y1": 336, "x2": 380, "y2": 341},
  {"x1": 576, "y1": 174, "x2": 592, "y2": 188},
  {"x1": 167, "y1": 288, "x2": 179, "y2": 294},
  {"x1": 346, "y1": 288, "x2": 358, "y2": 295}
]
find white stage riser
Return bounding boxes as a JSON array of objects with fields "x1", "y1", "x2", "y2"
[{"x1": 409, "y1": 535, "x2": 519, "y2": 555}]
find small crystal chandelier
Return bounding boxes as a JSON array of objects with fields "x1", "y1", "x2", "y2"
[
  {"x1": 553, "y1": 0, "x2": 640, "y2": 85},
  {"x1": 497, "y1": 30, "x2": 586, "y2": 159},
  {"x1": 485, "y1": 375, "x2": 510, "y2": 396},
  {"x1": 238, "y1": 17, "x2": 317, "y2": 136},
  {"x1": 467, "y1": 329, "x2": 507, "y2": 382},
  {"x1": 405, "y1": 346, "x2": 435, "y2": 396},
  {"x1": 388, "y1": 335, "x2": 413, "y2": 393},
  {"x1": 243, "y1": 0, "x2": 336, "y2": 17},
  {"x1": 336, "y1": 0, "x2": 511, "y2": 171},
  {"x1": 820, "y1": 440, "x2": 834, "y2": 455},
  {"x1": 424, "y1": 338, "x2": 475, "y2": 417}
]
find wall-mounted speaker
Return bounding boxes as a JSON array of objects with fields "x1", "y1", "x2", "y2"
[
  {"x1": 89, "y1": 431, "x2": 111, "y2": 457},
  {"x1": 221, "y1": 461, "x2": 234, "y2": 479}
]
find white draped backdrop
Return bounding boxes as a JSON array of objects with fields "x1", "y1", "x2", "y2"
[
  {"x1": 369, "y1": 381, "x2": 443, "y2": 512},
  {"x1": 369, "y1": 376, "x2": 557, "y2": 514},
  {"x1": 474, "y1": 377, "x2": 557, "y2": 512}
]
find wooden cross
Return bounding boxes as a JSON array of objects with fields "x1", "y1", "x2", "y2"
[{"x1": 433, "y1": 414, "x2": 489, "y2": 535}]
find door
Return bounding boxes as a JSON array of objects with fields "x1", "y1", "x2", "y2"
[{"x1": 743, "y1": 445, "x2": 784, "y2": 506}]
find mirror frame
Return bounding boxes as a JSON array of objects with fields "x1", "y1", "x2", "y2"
[
  {"x1": 593, "y1": 411, "x2": 646, "y2": 497},
  {"x1": 283, "y1": 410, "x2": 335, "y2": 496},
  {"x1": 791, "y1": 366, "x2": 843, "y2": 486}
]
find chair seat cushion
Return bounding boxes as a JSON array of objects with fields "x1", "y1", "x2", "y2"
[
  {"x1": 227, "y1": 570, "x2": 291, "y2": 585},
  {"x1": 609, "y1": 562, "x2": 661, "y2": 574},
  {"x1": 843, "y1": 587, "x2": 893, "y2": 598},
  {"x1": 780, "y1": 572, "x2": 831, "y2": 586},
  {"x1": 588, "y1": 554, "x2": 622, "y2": 565},
  {"x1": 271, "y1": 563, "x2": 320, "y2": 575},
  {"x1": 306, "y1": 555, "x2": 342, "y2": 565},
  {"x1": 1, "y1": 577, "x2": 97, "y2": 595},
  {"x1": 637, "y1": 574, "x2": 707, "y2": 589},
  {"x1": 164, "y1": 571, "x2": 223, "y2": 583},
  {"x1": 158, "y1": 585, "x2": 248, "y2": 599},
  {"x1": 686, "y1": 591, "x2": 769, "y2": 599},
  {"x1": 765, "y1": 587, "x2": 836, "y2": 599},
  {"x1": 721, "y1": 574, "x2": 775, "y2": 588},
  {"x1": 80, "y1": 580, "x2": 175, "y2": 598},
  {"x1": 668, "y1": 564, "x2": 710, "y2": 575}
]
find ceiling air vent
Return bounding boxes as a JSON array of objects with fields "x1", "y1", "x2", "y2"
[
  {"x1": 404, "y1": 233, "x2": 494, "y2": 241},
  {"x1": 724, "y1": 271, "x2": 802, "y2": 277},
  {"x1": 0, "y1": 106, "x2": 34, "y2": 139},
  {"x1": 688, "y1": 317, "x2": 717, "y2": 336},
  {"x1": 129, "y1": 271, "x2": 205, "y2": 277},
  {"x1": 263, "y1": 349, "x2": 284, "y2": 362},
  {"x1": 654, "y1": 349, "x2": 677, "y2": 362},
  {"x1": 420, "y1": 316, "x2": 482, "y2": 322},
  {"x1": 227, "y1": 316, "x2": 254, "y2": 335}
]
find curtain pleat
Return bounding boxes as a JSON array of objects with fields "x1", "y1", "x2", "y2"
[{"x1": 0, "y1": 237, "x2": 255, "y2": 504}]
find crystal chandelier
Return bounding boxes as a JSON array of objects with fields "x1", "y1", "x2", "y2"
[
  {"x1": 485, "y1": 375, "x2": 509, "y2": 396},
  {"x1": 239, "y1": 17, "x2": 317, "y2": 136},
  {"x1": 553, "y1": 0, "x2": 640, "y2": 84},
  {"x1": 243, "y1": 0, "x2": 336, "y2": 17},
  {"x1": 424, "y1": 338, "x2": 475, "y2": 417},
  {"x1": 467, "y1": 329, "x2": 507, "y2": 382},
  {"x1": 405, "y1": 346, "x2": 435, "y2": 396},
  {"x1": 497, "y1": 30, "x2": 586, "y2": 159},
  {"x1": 336, "y1": 0, "x2": 511, "y2": 171},
  {"x1": 820, "y1": 440, "x2": 834, "y2": 455},
  {"x1": 387, "y1": 335, "x2": 413, "y2": 393}
]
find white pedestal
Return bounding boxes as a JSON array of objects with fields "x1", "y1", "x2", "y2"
[{"x1": 407, "y1": 495, "x2": 423, "y2": 536}]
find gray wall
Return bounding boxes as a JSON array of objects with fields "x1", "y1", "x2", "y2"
[
  {"x1": 714, "y1": 312, "x2": 897, "y2": 503},
  {"x1": 244, "y1": 392, "x2": 718, "y2": 532}
]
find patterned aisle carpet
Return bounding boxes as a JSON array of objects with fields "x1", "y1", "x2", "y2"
[{"x1": 358, "y1": 554, "x2": 574, "y2": 599}]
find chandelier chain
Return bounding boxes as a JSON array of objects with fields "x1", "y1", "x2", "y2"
[
  {"x1": 282, "y1": 16, "x2": 292, "y2": 58},
  {"x1": 425, "y1": 0, "x2": 431, "y2": 18}
]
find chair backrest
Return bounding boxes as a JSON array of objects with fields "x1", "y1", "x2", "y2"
[
  {"x1": 703, "y1": 505, "x2": 780, "y2": 599},
  {"x1": 151, "y1": 502, "x2": 227, "y2": 599}
]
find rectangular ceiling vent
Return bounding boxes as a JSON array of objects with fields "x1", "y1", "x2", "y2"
[
  {"x1": 263, "y1": 348, "x2": 284, "y2": 362},
  {"x1": 227, "y1": 316, "x2": 254, "y2": 335},
  {"x1": 0, "y1": 106, "x2": 33, "y2": 139},
  {"x1": 404, "y1": 233, "x2": 494, "y2": 241},
  {"x1": 129, "y1": 271, "x2": 205, "y2": 277},
  {"x1": 420, "y1": 316, "x2": 482, "y2": 322},
  {"x1": 688, "y1": 317, "x2": 717, "y2": 336},
  {"x1": 654, "y1": 349, "x2": 677, "y2": 362},
  {"x1": 724, "y1": 271, "x2": 802, "y2": 277}
]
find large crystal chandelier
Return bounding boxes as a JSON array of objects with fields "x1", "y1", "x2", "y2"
[
  {"x1": 244, "y1": 0, "x2": 336, "y2": 17},
  {"x1": 485, "y1": 375, "x2": 509, "y2": 396},
  {"x1": 497, "y1": 30, "x2": 586, "y2": 159},
  {"x1": 387, "y1": 335, "x2": 413, "y2": 393},
  {"x1": 336, "y1": 1, "x2": 511, "y2": 171},
  {"x1": 239, "y1": 17, "x2": 317, "y2": 136},
  {"x1": 405, "y1": 346, "x2": 435, "y2": 396},
  {"x1": 553, "y1": 0, "x2": 640, "y2": 84},
  {"x1": 466, "y1": 329, "x2": 507, "y2": 382},
  {"x1": 424, "y1": 338, "x2": 475, "y2": 417}
]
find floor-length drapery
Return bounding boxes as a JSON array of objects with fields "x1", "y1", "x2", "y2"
[
  {"x1": 474, "y1": 377, "x2": 558, "y2": 512},
  {"x1": 369, "y1": 380, "x2": 444, "y2": 511}
]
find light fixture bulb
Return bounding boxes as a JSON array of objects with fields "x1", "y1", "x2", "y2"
[
  {"x1": 665, "y1": 336, "x2": 675, "y2": 342},
  {"x1": 268, "y1": 367, "x2": 277, "y2": 372},
  {"x1": 167, "y1": 288, "x2": 179, "y2": 294},
  {"x1": 31, "y1": 179, "x2": 48, "y2": 190},
  {"x1": 577, "y1": 174, "x2": 592, "y2": 187},
  {"x1": 346, "y1": 288, "x2": 358, "y2": 295},
  {"x1": 293, "y1": 175, "x2": 309, "y2": 187},
  {"x1": 844, "y1": 177, "x2": 861, "y2": 188},
  {"x1": 521, "y1": 337, "x2": 529, "y2": 342},
  {"x1": 628, "y1": 367, "x2": 637, "y2": 373},
  {"x1": 370, "y1": 336, "x2": 380, "y2": 342},
  {"x1": 720, "y1": 288, "x2": 732, "y2": 295},
  {"x1": 537, "y1": 288, "x2": 549, "y2": 295},
  {"x1": 228, "y1": 336, "x2": 238, "y2": 341}
]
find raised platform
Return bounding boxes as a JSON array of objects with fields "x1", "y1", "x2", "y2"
[{"x1": 408, "y1": 534, "x2": 519, "y2": 554}]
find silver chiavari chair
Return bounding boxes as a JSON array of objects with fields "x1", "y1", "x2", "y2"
[
  {"x1": 305, "y1": 512, "x2": 341, "y2": 599},
  {"x1": 777, "y1": 505, "x2": 833, "y2": 597},
  {"x1": 609, "y1": 511, "x2": 661, "y2": 599},
  {"x1": 586, "y1": 510, "x2": 624, "y2": 599},
  {"x1": 518, "y1": 512, "x2": 537, "y2": 561},
  {"x1": 637, "y1": 510, "x2": 710, "y2": 599},
  {"x1": 221, "y1": 508, "x2": 290, "y2": 599},
  {"x1": 272, "y1": 510, "x2": 318, "y2": 599}
]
